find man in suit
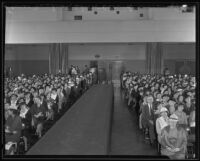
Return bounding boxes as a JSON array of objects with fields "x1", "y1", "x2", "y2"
[{"x1": 142, "y1": 95, "x2": 156, "y2": 146}]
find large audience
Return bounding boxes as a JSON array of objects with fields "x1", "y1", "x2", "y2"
[
  {"x1": 4, "y1": 65, "x2": 96, "y2": 155},
  {"x1": 4, "y1": 66, "x2": 196, "y2": 158},
  {"x1": 121, "y1": 72, "x2": 196, "y2": 159}
]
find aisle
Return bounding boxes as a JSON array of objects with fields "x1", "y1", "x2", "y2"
[{"x1": 110, "y1": 86, "x2": 158, "y2": 155}]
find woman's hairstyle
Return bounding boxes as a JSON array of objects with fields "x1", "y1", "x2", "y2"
[
  {"x1": 9, "y1": 109, "x2": 19, "y2": 115},
  {"x1": 34, "y1": 95, "x2": 42, "y2": 101},
  {"x1": 177, "y1": 94, "x2": 184, "y2": 101},
  {"x1": 175, "y1": 102, "x2": 184, "y2": 110}
]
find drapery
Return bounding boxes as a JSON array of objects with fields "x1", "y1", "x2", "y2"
[
  {"x1": 49, "y1": 43, "x2": 68, "y2": 75},
  {"x1": 145, "y1": 42, "x2": 164, "y2": 74}
]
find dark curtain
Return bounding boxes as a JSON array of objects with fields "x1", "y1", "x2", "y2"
[
  {"x1": 145, "y1": 42, "x2": 163, "y2": 74},
  {"x1": 49, "y1": 43, "x2": 68, "y2": 75}
]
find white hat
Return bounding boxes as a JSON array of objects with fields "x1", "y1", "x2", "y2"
[
  {"x1": 177, "y1": 89, "x2": 183, "y2": 92},
  {"x1": 169, "y1": 114, "x2": 178, "y2": 121},
  {"x1": 169, "y1": 100, "x2": 176, "y2": 105},
  {"x1": 160, "y1": 107, "x2": 168, "y2": 113}
]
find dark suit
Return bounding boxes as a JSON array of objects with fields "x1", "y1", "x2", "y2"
[{"x1": 142, "y1": 103, "x2": 156, "y2": 143}]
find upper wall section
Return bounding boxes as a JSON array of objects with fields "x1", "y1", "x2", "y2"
[
  {"x1": 5, "y1": 44, "x2": 49, "y2": 60},
  {"x1": 68, "y1": 43, "x2": 146, "y2": 60},
  {"x1": 5, "y1": 7, "x2": 195, "y2": 43},
  {"x1": 163, "y1": 43, "x2": 195, "y2": 60}
]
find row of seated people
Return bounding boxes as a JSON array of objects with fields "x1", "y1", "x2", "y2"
[
  {"x1": 121, "y1": 72, "x2": 196, "y2": 159},
  {"x1": 4, "y1": 71, "x2": 95, "y2": 155}
]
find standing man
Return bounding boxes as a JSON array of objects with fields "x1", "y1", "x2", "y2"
[
  {"x1": 141, "y1": 95, "x2": 157, "y2": 146},
  {"x1": 163, "y1": 67, "x2": 170, "y2": 76}
]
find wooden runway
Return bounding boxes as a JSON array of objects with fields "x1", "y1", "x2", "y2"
[{"x1": 26, "y1": 85, "x2": 113, "y2": 155}]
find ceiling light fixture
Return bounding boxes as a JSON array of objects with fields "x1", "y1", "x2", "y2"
[
  {"x1": 68, "y1": 7, "x2": 72, "y2": 11},
  {"x1": 182, "y1": 4, "x2": 187, "y2": 8},
  {"x1": 110, "y1": 7, "x2": 114, "y2": 11}
]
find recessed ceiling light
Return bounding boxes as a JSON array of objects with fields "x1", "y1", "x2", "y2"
[{"x1": 182, "y1": 4, "x2": 187, "y2": 8}]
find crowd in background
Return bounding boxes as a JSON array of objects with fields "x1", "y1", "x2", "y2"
[
  {"x1": 121, "y1": 72, "x2": 196, "y2": 159},
  {"x1": 4, "y1": 65, "x2": 96, "y2": 155},
  {"x1": 4, "y1": 65, "x2": 196, "y2": 158}
]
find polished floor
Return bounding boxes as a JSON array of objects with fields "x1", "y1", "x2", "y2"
[{"x1": 110, "y1": 86, "x2": 158, "y2": 156}]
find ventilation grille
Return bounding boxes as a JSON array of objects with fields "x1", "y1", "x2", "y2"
[{"x1": 74, "y1": 15, "x2": 82, "y2": 20}]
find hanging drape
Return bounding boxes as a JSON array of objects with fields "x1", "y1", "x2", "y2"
[
  {"x1": 49, "y1": 43, "x2": 68, "y2": 75},
  {"x1": 145, "y1": 42, "x2": 163, "y2": 74}
]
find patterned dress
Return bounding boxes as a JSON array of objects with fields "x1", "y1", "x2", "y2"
[{"x1": 160, "y1": 125, "x2": 187, "y2": 159}]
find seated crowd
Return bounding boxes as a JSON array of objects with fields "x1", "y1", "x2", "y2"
[
  {"x1": 4, "y1": 65, "x2": 95, "y2": 155},
  {"x1": 121, "y1": 72, "x2": 196, "y2": 159}
]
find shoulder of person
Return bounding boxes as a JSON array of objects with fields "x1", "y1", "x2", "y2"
[
  {"x1": 15, "y1": 115, "x2": 22, "y2": 122},
  {"x1": 176, "y1": 124, "x2": 184, "y2": 131},
  {"x1": 162, "y1": 125, "x2": 170, "y2": 133}
]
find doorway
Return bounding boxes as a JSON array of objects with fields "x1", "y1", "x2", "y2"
[{"x1": 109, "y1": 61, "x2": 125, "y2": 87}]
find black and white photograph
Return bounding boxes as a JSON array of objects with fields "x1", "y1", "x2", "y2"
[{"x1": 1, "y1": 1, "x2": 199, "y2": 160}]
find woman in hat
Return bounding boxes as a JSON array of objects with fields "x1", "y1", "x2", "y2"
[
  {"x1": 168, "y1": 100, "x2": 176, "y2": 115},
  {"x1": 183, "y1": 96, "x2": 195, "y2": 119},
  {"x1": 161, "y1": 95, "x2": 170, "y2": 110},
  {"x1": 160, "y1": 114, "x2": 187, "y2": 159},
  {"x1": 25, "y1": 92, "x2": 34, "y2": 109},
  {"x1": 46, "y1": 99, "x2": 54, "y2": 121},
  {"x1": 177, "y1": 95, "x2": 185, "y2": 104},
  {"x1": 5, "y1": 106, "x2": 22, "y2": 144},
  {"x1": 156, "y1": 107, "x2": 169, "y2": 144},
  {"x1": 10, "y1": 94, "x2": 18, "y2": 110},
  {"x1": 174, "y1": 103, "x2": 188, "y2": 127}
]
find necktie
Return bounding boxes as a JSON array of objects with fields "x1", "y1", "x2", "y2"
[{"x1": 149, "y1": 104, "x2": 151, "y2": 116}]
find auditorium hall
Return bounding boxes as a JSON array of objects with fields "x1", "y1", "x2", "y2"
[{"x1": 3, "y1": 4, "x2": 197, "y2": 160}]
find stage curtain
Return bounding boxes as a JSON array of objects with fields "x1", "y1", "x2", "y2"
[
  {"x1": 49, "y1": 43, "x2": 68, "y2": 75},
  {"x1": 145, "y1": 42, "x2": 163, "y2": 74}
]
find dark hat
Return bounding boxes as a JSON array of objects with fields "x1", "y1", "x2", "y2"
[
  {"x1": 24, "y1": 92, "x2": 31, "y2": 96},
  {"x1": 11, "y1": 93, "x2": 18, "y2": 98},
  {"x1": 177, "y1": 102, "x2": 185, "y2": 107},
  {"x1": 18, "y1": 102, "x2": 26, "y2": 107},
  {"x1": 162, "y1": 94, "x2": 170, "y2": 98},
  {"x1": 31, "y1": 87, "x2": 36, "y2": 91},
  {"x1": 40, "y1": 93, "x2": 46, "y2": 98},
  {"x1": 52, "y1": 88, "x2": 57, "y2": 91},
  {"x1": 38, "y1": 86, "x2": 44, "y2": 90}
]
